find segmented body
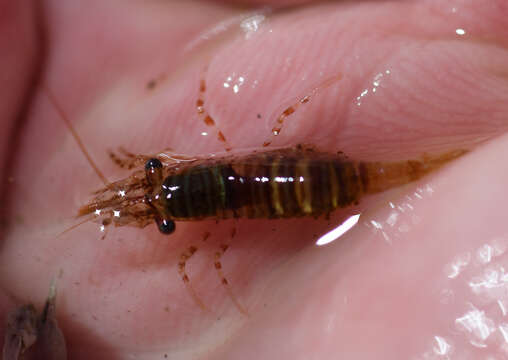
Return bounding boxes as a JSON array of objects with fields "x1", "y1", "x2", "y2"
[
  {"x1": 160, "y1": 150, "x2": 363, "y2": 220},
  {"x1": 79, "y1": 146, "x2": 466, "y2": 229}
]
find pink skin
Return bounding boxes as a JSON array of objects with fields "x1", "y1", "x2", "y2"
[{"x1": 1, "y1": 0, "x2": 508, "y2": 358}]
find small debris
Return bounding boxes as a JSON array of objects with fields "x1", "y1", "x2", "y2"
[
  {"x1": 146, "y1": 79, "x2": 157, "y2": 90},
  {"x1": 146, "y1": 73, "x2": 167, "y2": 91},
  {"x1": 2, "y1": 280, "x2": 67, "y2": 360},
  {"x1": 2, "y1": 304, "x2": 37, "y2": 360},
  {"x1": 36, "y1": 281, "x2": 67, "y2": 360}
]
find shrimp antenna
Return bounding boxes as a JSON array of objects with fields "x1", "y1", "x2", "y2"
[
  {"x1": 42, "y1": 84, "x2": 112, "y2": 188},
  {"x1": 55, "y1": 216, "x2": 96, "y2": 238}
]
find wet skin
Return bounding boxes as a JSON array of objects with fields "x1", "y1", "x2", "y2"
[{"x1": 1, "y1": 0, "x2": 508, "y2": 359}]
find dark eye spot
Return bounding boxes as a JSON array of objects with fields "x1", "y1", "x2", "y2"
[
  {"x1": 157, "y1": 218, "x2": 175, "y2": 235},
  {"x1": 145, "y1": 158, "x2": 162, "y2": 171}
]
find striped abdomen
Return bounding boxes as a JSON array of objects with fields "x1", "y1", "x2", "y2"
[
  {"x1": 160, "y1": 151, "x2": 366, "y2": 220},
  {"x1": 76, "y1": 146, "x2": 465, "y2": 231}
]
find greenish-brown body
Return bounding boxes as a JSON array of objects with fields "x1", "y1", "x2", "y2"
[
  {"x1": 160, "y1": 151, "x2": 368, "y2": 220},
  {"x1": 77, "y1": 147, "x2": 465, "y2": 229},
  {"x1": 158, "y1": 148, "x2": 466, "y2": 221}
]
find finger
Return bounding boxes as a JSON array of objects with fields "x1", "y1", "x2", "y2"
[
  {"x1": 211, "y1": 132, "x2": 508, "y2": 359},
  {"x1": 0, "y1": 1, "x2": 39, "y2": 187}
]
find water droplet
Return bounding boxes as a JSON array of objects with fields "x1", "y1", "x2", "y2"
[{"x1": 240, "y1": 14, "x2": 266, "y2": 39}]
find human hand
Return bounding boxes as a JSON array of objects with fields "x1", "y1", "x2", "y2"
[{"x1": 1, "y1": 0, "x2": 508, "y2": 359}]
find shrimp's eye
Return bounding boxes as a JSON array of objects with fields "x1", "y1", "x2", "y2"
[
  {"x1": 156, "y1": 218, "x2": 175, "y2": 235},
  {"x1": 145, "y1": 158, "x2": 162, "y2": 171}
]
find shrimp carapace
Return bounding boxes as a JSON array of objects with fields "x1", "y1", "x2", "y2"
[{"x1": 79, "y1": 146, "x2": 467, "y2": 234}]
